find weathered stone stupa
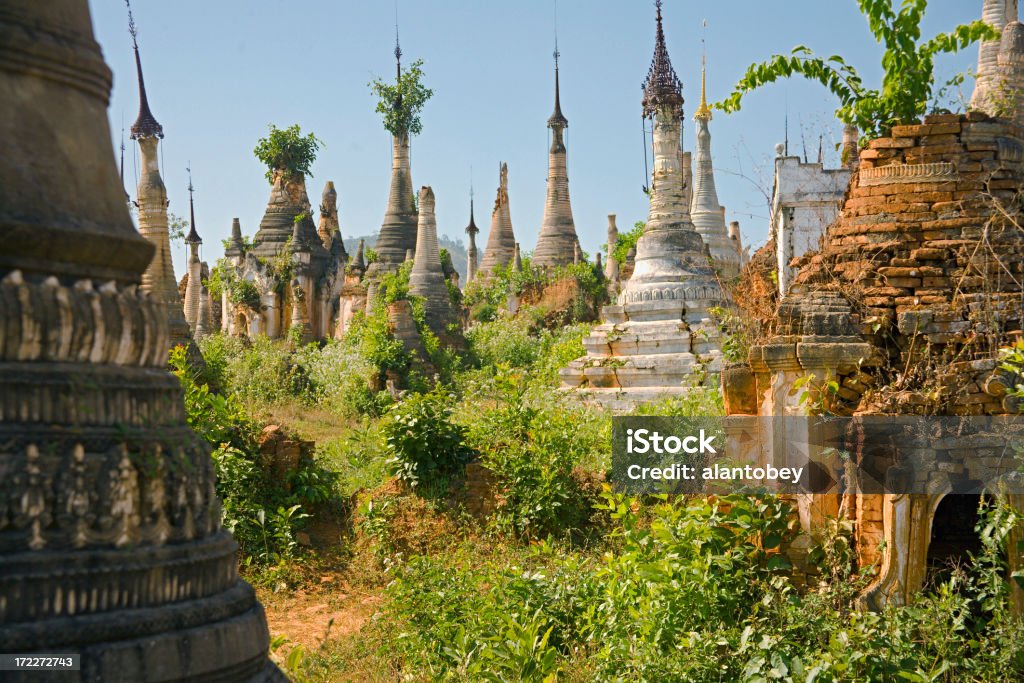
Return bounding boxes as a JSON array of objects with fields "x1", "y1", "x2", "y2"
[
  {"x1": 533, "y1": 49, "x2": 581, "y2": 267},
  {"x1": 465, "y1": 192, "x2": 480, "y2": 285},
  {"x1": 128, "y1": 17, "x2": 191, "y2": 348},
  {"x1": 689, "y1": 63, "x2": 742, "y2": 279},
  {"x1": 182, "y1": 174, "x2": 204, "y2": 333},
  {"x1": 560, "y1": 0, "x2": 726, "y2": 410},
  {"x1": 409, "y1": 186, "x2": 452, "y2": 332},
  {"x1": 0, "y1": 1, "x2": 282, "y2": 678},
  {"x1": 480, "y1": 162, "x2": 517, "y2": 274}
]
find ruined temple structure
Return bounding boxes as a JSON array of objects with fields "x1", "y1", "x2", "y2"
[
  {"x1": 533, "y1": 48, "x2": 581, "y2": 268},
  {"x1": 689, "y1": 63, "x2": 743, "y2": 279},
  {"x1": 127, "y1": 15, "x2": 191, "y2": 349},
  {"x1": 605, "y1": 214, "x2": 621, "y2": 297},
  {"x1": 725, "y1": 111, "x2": 1024, "y2": 611},
  {"x1": 771, "y1": 139, "x2": 854, "y2": 296},
  {"x1": 221, "y1": 173, "x2": 347, "y2": 341},
  {"x1": 465, "y1": 192, "x2": 480, "y2": 285},
  {"x1": 409, "y1": 186, "x2": 453, "y2": 333},
  {"x1": 479, "y1": 162, "x2": 517, "y2": 275},
  {"x1": 970, "y1": 0, "x2": 1024, "y2": 124},
  {"x1": 334, "y1": 239, "x2": 368, "y2": 339},
  {"x1": 0, "y1": 1, "x2": 282, "y2": 678},
  {"x1": 561, "y1": 0, "x2": 727, "y2": 410}
]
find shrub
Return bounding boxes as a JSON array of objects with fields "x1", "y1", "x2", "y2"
[
  {"x1": 253, "y1": 123, "x2": 322, "y2": 184},
  {"x1": 383, "y1": 388, "x2": 474, "y2": 491}
]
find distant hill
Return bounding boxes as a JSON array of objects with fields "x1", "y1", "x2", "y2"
[{"x1": 343, "y1": 233, "x2": 468, "y2": 282}]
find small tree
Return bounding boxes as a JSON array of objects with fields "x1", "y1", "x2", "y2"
[
  {"x1": 168, "y1": 212, "x2": 189, "y2": 246},
  {"x1": 369, "y1": 59, "x2": 434, "y2": 137},
  {"x1": 717, "y1": 0, "x2": 997, "y2": 140},
  {"x1": 253, "y1": 124, "x2": 322, "y2": 184}
]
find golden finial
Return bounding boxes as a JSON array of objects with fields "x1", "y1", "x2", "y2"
[{"x1": 694, "y1": 59, "x2": 712, "y2": 121}]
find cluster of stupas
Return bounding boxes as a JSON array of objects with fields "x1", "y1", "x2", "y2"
[{"x1": 119, "y1": 0, "x2": 749, "y2": 367}]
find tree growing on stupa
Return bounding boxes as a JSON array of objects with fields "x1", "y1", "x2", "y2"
[
  {"x1": 369, "y1": 58, "x2": 433, "y2": 137},
  {"x1": 253, "y1": 123, "x2": 322, "y2": 183}
]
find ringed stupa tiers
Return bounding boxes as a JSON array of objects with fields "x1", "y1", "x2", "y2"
[
  {"x1": 408, "y1": 186, "x2": 452, "y2": 332},
  {"x1": 370, "y1": 33, "x2": 418, "y2": 273},
  {"x1": 689, "y1": 62, "x2": 742, "y2": 279},
  {"x1": 561, "y1": 0, "x2": 726, "y2": 410},
  {"x1": 480, "y1": 162, "x2": 517, "y2": 274},
  {"x1": 128, "y1": 14, "x2": 191, "y2": 348},
  {"x1": 532, "y1": 46, "x2": 581, "y2": 267}
]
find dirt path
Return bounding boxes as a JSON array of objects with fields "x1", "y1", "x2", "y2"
[{"x1": 259, "y1": 576, "x2": 383, "y2": 650}]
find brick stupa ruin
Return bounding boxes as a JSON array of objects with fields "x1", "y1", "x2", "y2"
[
  {"x1": 0, "y1": 0, "x2": 282, "y2": 677},
  {"x1": 560, "y1": 1, "x2": 727, "y2": 410}
]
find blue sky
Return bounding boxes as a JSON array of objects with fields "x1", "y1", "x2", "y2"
[{"x1": 88, "y1": 0, "x2": 984, "y2": 273}]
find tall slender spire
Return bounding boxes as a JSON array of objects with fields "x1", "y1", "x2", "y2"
[
  {"x1": 641, "y1": 0, "x2": 683, "y2": 118},
  {"x1": 185, "y1": 166, "x2": 201, "y2": 245},
  {"x1": 535, "y1": 34, "x2": 579, "y2": 267},
  {"x1": 465, "y1": 180, "x2": 479, "y2": 284},
  {"x1": 126, "y1": 0, "x2": 162, "y2": 140}
]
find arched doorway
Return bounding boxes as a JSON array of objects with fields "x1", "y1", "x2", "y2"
[{"x1": 926, "y1": 493, "x2": 983, "y2": 587}]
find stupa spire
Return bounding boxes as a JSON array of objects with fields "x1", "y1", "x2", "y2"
[
  {"x1": 689, "y1": 57, "x2": 740, "y2": 278},
  {"x1": 465, "y1": 183, "x2": 480, "y2": 284},
  {"x1": 185, "y1": 167, "x2": 201, "y2": 245},
  {"x1": 126, "y1": 0, "x2": 162, "y2": 140},
  {"x1": 534, "y1": 41, "x2": 580, "y2": 267}
]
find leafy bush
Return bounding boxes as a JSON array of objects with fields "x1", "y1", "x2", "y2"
[
  {"x1": 383, "y1": 388, "x2": 474, "y2": 491},
  {"x1": 369, "y1": 58, "x2": 433, "y2": 137},
  {"x1": 253, "y1": 123, "x2": 322, "y2": 183}
]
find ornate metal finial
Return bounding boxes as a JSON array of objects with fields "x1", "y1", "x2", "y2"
[
  {"x1": 394, "y1": 0, "x2": 402, "y2": 76},
  {"x1": 641, "y1": 0, "x2": 683, "y2": 118},
  {"x1": 185, "y1": 165, "x2": 201, "y2": 245},
  {"x1": 126, "y1": 0, "x2": 163, "y2": 140},
  {"x1": 548, "y1": 0, "x2": 567, "y2": 128},
  {"x1": 466, "y1": 173, "x2": 479, "y2": 237}
]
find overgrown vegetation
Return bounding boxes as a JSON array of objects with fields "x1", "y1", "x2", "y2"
[
  {"x1": 369, "y1": 58, "x2": 433, "y2": 137},
  {"x1": 717, "y1": 0, "x2": 997, "y2": 139},
  {"x1": 254, "y1": 123, "x2": 323, "y2": 183}
]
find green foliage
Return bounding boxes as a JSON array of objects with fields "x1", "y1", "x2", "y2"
[
  {"x1": 611, "y1": 220, "x2": 645, "y2": 265},
  {"x1": 368, "y1": 493, "x2": 1024, "y2": 681},
  {"x1": 169, "y1": 346, "x2": 339, "y2": 574},
  {"x1": 369, "y1": 58, "x2": 434, "y2": 137},
  {"x1": 999, "y1": 340, "x2": 1024, "y2": 411},
  {"x1": 464, "y1": 374, "x2": 605, "y2": 538},
  {"x1": 230, "y1": 278, "x2": 261, "y2": 311},
  {"x1": 709, "y1": 305, "x2": 752, "y2": 363},
  {"x1": 167, "y1": 212, "x2": 189, "y2": 246},
  {"x1": 383, "y1": 388, "x2": 474, "y2": 490},
  {"x1": 717, "y1": 0, "x2": 998, "y2": 138},
  {"x1": 253, "y1": 123, "x2": 323, "y2": 184},
  {"x1": 205, "y1": 257, "x2": 234, "y2": 302}
]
